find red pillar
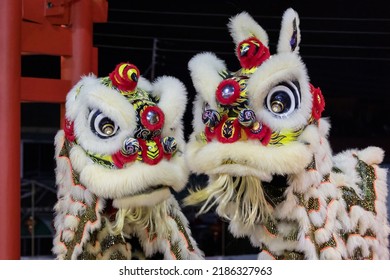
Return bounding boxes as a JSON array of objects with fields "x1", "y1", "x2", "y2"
[
  {"x1": 0, "y1": 0, "x2": 22, "y2": 259},
  {"x1": 61, "y1": 0, "x2": 93, "y2": 126}
]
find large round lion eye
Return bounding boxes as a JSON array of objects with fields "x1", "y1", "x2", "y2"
[
  {"x1": 88, "y1": 109, "x2": 119, "y2": 138},
  {"x1": 265, "y1": 81, "x2": 301, "y2": 117}
]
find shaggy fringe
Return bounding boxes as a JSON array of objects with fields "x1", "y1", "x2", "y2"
[
  {"x1": 109, "y1": 202, "x2": 171, "y2": 238},
  {"x1": 184, "y1": 174, "x2": 273, "y2": 229}
]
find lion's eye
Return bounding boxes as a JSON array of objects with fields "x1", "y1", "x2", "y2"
[
  {"x1": 265, "y1": 81, "x2": 301, "y2": 117},
  {"x1": 88, "y1": 109, "x2": 119, "y2": 138}
]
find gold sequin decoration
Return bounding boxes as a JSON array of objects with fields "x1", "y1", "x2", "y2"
[
  {"x1": 294, "y1": 192, "x2": 306, "y2": 207},
  {"x1": 308, "y1": 197, "x2": 320, "y2": 212},
  {"x1": 261, "y1": 245, "x2": 281, "y2": 260},
  {"x1": 322, "y1": 173, "x2": 330, "y2": 182},
  {"x1": 319, "y1": 235, "x2": 337, "y2": 251},
  {"x1": 341, "y1": 174, "x2": 376, "y2": 214},
  {"x1": 264, "y1": 219, "x2": 279, "y2": 236},
  {"x1": 284, "y1": 251, "x2": 304, "y2": 260},
  {"x1": 170, "y1": 241, "x2": 182, "y2": 260},
  {"x1": 305, "y1": 156, "x2": 316, "y2": 170},
  {"x1": 364, "y1": 229, "x2": 376, "y2": 238},
  {"x1": 59, "y1": 140, "x2": 81, "y2": 185},
  {"x1": 109, "y1": 251, "x2": 127, "y2": 260},
  {"x1": 173, "y1": 216, "x2": 195, "y2": 251},
  {"x1": 351, "y1": 248, "x2": 364, "y2": 260},
  {"x1": 77, "y1": 251, "x2": 97, "y2": 260},
  {"x1": 101, "y1": 235, "x2": 127, "y2": 252},
  {"x1": 283, "y1": 227, "x2": 299, "y2": 241},
  {"x1": 351, "y1": 247, "x2": 373, "y2": 260},
  {"x1": 63, "y1": 197, "x2": 98, "y2": 259}
]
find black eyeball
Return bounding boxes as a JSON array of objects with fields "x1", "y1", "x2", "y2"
[
  {"x1": 265, "y1": 81, "x2": 301, "y2": 117},
  {"x1": 88, "y1": 109, "x2": 119, "y2": 138}
]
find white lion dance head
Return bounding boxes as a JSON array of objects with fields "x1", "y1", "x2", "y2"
[
  {"x1": 52, "y1": 62, "x2": 203, "y2": 260},
  {"x1": 184, "y1": 8, "x2": 390, "y2": 259}
]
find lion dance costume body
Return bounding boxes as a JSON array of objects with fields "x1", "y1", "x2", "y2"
[
  {"x1": 52, "y1": 63, "x2": 203, "y2": 260},
  {"x1": 184, "y1": 9, "x2": 390, "y2": 259}
]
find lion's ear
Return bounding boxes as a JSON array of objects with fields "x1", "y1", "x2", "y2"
[
  {"x1": 150, "y1": 76, "x2": 188, "y2": 137},
  {"x1": 277, "y1": 8, "x2": 301, "y2": 54}
]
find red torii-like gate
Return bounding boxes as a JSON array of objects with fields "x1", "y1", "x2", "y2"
[{"x1": 0, "y1": 0, "x2": 108, "y2": 259}]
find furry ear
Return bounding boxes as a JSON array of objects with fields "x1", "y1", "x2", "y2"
[
  {"x1": 188, "y1": 52, "x2": 226, "y2": 108},
  {"x1": 277, "y1": 8, "x2": 301, "y2": 54},
  {"x1": 151, "y1": 76, "x2": 188, "y2": 137},
  {"x1": 228, "y1": 11, "x2": 269, "y2": 47}
]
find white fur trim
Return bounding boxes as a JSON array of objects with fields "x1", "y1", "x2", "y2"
[
  {"x1": 185, "y1": 138, "x2": 312, "y2": 179},
  {"x1": 188, "y1": 52, "x2": 226, "y2": 108},
  {"x1": 277, "y1": 8, "x2": 301, "y2": 54},
  {"x1": 151, "y1": 76, "x2": 188, "y2": 138},
  {"x1": 76, "y1": 148, "x2": 189, "y2": 198},
  {"x1": 66, "y1": 75, "x2": 138, "y2": 156},
  {"x1": 228, "y1": 11, "x2": 269, "y2": 47},
  {"x1": 247, "y1": 53, "x2": 312, "y2": 131}
]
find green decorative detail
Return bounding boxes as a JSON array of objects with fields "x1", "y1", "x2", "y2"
[
  {"x1": 269, "y1": 127, "x2": 304, "y2": 146},
  {"x1": 339, "y1": 154, "x2": 376, "y2": 214},
  {"x1": 195, "y1": 132, "x2": 208, "y2": 143},
  {"x1": 86, "y1": 153, "x2": 115, "y2": 169}
]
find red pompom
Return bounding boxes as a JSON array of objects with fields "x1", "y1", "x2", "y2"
[
  {"x1": 109, "y1": 62, "x2": 140, "y2": 92},
  {"x1": 64, "y1": 119, "x2": 76, "y2": 142},
  {"x1": 237, "y1": 37, "x2": 270, "y2": 69},
  {"x1": 310, "y1": 84, "x2": 325, "y2": 120},
  {"x1": 216, "y1": 79, "x2": 241, "y2": 105}
]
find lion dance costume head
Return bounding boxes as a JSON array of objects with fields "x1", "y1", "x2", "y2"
[
  {"x1": 52, "y1": 62, "x2": 203, "y2": 259},
  {"x1": 184, "y1": 8, "x2": 390, "y2": 259}
]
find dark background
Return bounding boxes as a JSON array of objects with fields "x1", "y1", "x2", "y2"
[{"x1": 20, "y1": 0, "x2": 390, "y2": 257}]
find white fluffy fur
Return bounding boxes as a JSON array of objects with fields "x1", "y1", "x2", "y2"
[
  {"x1": 150, "y1": 76, "x2": 188, "y2": 143},
  {"x1": 247, "y1": 52, "x2": 312, "y2": 131},
  {"x1": 185, "y1": 137, "x2": 313, "y2": 180},
  {"x1": 53, "y1": 66, "x2": 203, "y2": 260},
  {"x1": 188, "y1": 52, "x2": 226, "y2": 109},
  {"x1": 228, "y1": 11, "x2": 269, "y2": 47},
  {"x1": 186, "y1": 96, "x2": 389, "y2": 261},
  {"x1": 77, "y1": 150, "x2": 189, "y2": 198},
  {"x1": 277, "y1": 8, "x2": 301, "y2": 54},
  {"x1": 66, "y1": 75, "x2": 138, "y2": 156}
]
